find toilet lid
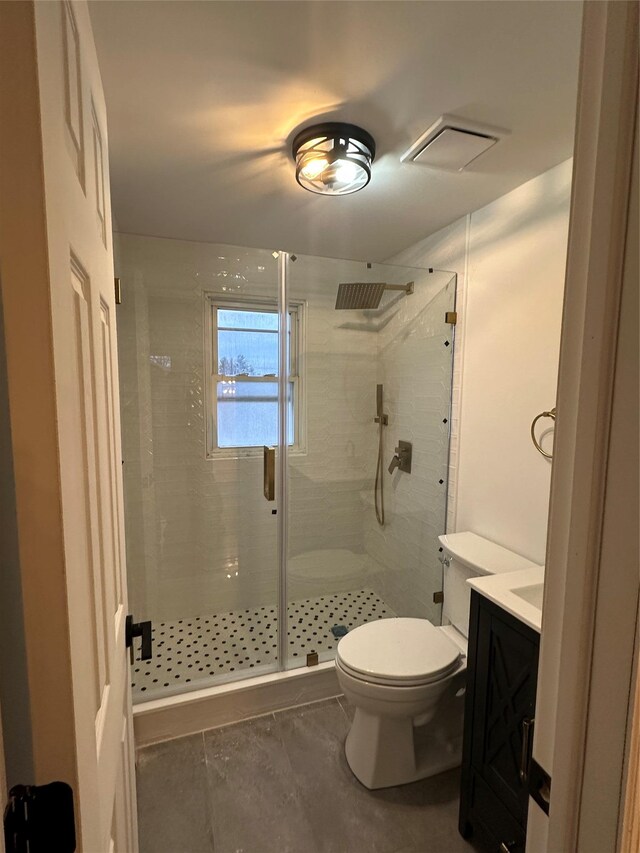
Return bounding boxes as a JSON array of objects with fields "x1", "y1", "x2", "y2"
[{"x1": 336, "y1": 618, "x2": 461, "y2": 686}]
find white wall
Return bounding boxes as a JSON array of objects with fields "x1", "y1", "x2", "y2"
[
  {"x1": 458, "y1": 160, "x2": 571, "y2": 562},
  {"x1": 393, "y1": 159, "x2": 572, "y2": 564}
]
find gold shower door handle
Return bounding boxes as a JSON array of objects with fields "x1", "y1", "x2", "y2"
[{"x1": 263, "y1": 446, "x2": 275, "y2": 501}]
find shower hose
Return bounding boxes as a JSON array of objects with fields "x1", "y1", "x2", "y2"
[{"x1": 374, "y1": 418, "x2": 385, "y2": 526}]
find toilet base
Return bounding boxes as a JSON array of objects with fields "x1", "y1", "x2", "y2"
[{"x1": 344, "y1": 703, "x2": 464, "y2": 790}]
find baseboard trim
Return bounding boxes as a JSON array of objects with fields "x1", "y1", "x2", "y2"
[{"x1": 133, "y1": 661, "x2": 340, "y2": 747}]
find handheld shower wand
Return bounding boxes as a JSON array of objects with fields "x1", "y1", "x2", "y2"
[{"x1": 374, "y1": 384, "x2": 387, "y2": 526}]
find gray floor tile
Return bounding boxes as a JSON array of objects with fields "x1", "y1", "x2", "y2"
[
  {"x1": 375, "y1": 769, "x2": 475, "y2": 852},
  {"x1": 278, "y1": 696, "x2": 343, "y2": 719},
  {"x1": 204, "y1": 714, "x2": 319, "y2": 853},
  {"x1": 336, "y1": 698, "x2": 473, "y2": 852},
  {"x1": 275, "y1": 700, "x2": 417, "y2": 853},
  {"x1": 337, "y1": 694, "x2": 354, "y2": 721},
  {"x1": 136, "y1": 734, "x2": 213, "y2": 853},
  {"x1": 137, "y1": 698, "x2": 473, "y2": 853}
]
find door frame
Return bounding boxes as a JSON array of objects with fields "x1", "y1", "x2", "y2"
[{"x1": 529, "y1": 2, "x2": 639, "y2": 850}]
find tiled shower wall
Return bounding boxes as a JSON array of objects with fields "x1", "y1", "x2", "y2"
[
  {"x1": 364, "y1": 279, "x2": 456, "y2": 623},
  {"x1": 116, "y1": 235, "x2": 455, "y2": 628},
  {"x1": 389, "y1": 218, "x2": 468, "y2": 538},
  {"x1": 116, "y1": 235, "x2": 380, "y2": 622}
]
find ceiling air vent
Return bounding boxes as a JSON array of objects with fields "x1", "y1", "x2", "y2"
[{"x1": 401, "y1": 114, "x2": 506, "y2": 172}]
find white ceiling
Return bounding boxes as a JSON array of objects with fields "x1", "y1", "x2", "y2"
[{"x1": 89, "y1": 0, "x2": 582, "y2": 262}]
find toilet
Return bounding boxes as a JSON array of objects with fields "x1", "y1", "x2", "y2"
[{"x1": 335, "y1": 531, "x2": 539, "y2": 789}]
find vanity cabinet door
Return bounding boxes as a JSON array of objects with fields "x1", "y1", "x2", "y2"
[{"x1": 459, "y1": 592, "x2": 540, "y2": 852}]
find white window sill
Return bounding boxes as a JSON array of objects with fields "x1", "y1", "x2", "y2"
[{"x1": 205, "y1": 446, "x2": 307, "y2": 461}]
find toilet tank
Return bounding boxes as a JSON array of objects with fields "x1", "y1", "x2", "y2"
[{"x1": 438, "y1": 532, "x2": 539, "y2": 638}]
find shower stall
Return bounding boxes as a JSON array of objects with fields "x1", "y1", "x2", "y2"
[{"x1": 116, "y1": 234, "x2": 456, "y2": 702}]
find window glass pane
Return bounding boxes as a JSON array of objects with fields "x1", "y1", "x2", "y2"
[
  {"x1": 217, "y1": 381, "x2": 294, "y2": 448},
  {"x1": 218, "y1": 329, "x2": 278, "y2": 376},
  {"x1": 212, "y1": 302, "x2": 298, "y2": 450},
  {"x1": 218, "y1": 309, "x2": 278, "y2": 331}
]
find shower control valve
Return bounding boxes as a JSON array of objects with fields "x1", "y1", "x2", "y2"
[
  {"x1": 388, "y1": 440, "x2": 412, "y2": 474},
  {"x1": 388, "y1": 455, "x2": 401, "y2": 474}
]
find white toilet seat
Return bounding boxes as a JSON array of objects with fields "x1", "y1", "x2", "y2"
[
  {"x1": 336, "y1": 654, "x2": 463, "y2": 688},
  {"x1": 336, "y1": 617, "x2": 461, "y2": 687}
]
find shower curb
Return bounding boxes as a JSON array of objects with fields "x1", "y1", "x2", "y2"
[{"x1": 132, "y1": 661, "x2": 340, "y2": 747}]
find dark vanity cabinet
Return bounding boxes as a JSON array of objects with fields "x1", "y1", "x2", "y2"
[{"x1": 459, "y1": 591, "x2": 540, "y2": 853}]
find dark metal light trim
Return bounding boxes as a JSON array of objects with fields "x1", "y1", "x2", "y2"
[{"x1": 292, "y1": 122, "x2": 376, "y2": 196}]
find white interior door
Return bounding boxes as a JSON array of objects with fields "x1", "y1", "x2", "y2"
[{"x1": 0, "y1": 1, "x2": 137, "y2": 850}]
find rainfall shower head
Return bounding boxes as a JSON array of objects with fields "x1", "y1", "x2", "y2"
[{"x1": 335, "y1": 281, "x2": 414, "y2": 310}]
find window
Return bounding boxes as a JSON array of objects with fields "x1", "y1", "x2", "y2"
[{"x1": 206, "y1": 297, "x2": 303, "y2": 456}]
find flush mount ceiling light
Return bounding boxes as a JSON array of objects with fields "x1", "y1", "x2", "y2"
[{"x1": 292, "y1": 122, "x2": 376, "y2": 196}]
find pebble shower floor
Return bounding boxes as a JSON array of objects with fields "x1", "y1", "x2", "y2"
[{"x1": 131, "y1": 588, "x2": 395, "y2": 699}]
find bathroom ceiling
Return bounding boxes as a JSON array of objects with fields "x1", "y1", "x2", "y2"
[{"x1": 89, "y1": 0, "x2": 582, "y2": 262}]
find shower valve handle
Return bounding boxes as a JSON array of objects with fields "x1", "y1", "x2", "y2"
[{"x1": 388, "y1": 440, "x2": 412, "y2": 475}]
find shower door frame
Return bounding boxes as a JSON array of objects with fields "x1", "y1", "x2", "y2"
[{"x1": 276, "y1": 251, "x2": 290, "y2": 672}]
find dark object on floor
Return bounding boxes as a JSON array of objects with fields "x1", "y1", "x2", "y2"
[{"x1": 331, "y1": 625, "x2": 349, "y2": 638}]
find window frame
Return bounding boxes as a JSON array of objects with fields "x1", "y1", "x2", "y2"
[{"x1": 204, "y1": 293, "x2": 306, "y2": 459}]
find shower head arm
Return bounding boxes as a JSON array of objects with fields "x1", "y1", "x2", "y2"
[{"x1": 384, "y1": 282, "x2": 414, "y2": 295}]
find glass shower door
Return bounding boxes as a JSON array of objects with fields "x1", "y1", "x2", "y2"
[
  {"x1": 116, "y1": 238, "x2": 284, "y2": 700},
  {"x1": 284, "y1": 254, "x2": 456, "y2": 669},
  {"x1": 117, "y1": 238, "x2": 456, "y2": 696}
]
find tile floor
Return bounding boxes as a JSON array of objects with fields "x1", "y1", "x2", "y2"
[
  {"x1": 132, "y1": 590, "x2": 395, "y2": 700},
  {"x1": 136, "y1": 697, "x2": 477, "y2": 853}
]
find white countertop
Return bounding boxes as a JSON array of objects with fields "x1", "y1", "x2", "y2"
[{"x1": 467, "y1": 565, "x2": 545, "y2": 633}]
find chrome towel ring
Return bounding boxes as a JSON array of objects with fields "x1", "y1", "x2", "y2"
[{"x1": 531, "y1": 407, "x2": 556, "y2": 459}]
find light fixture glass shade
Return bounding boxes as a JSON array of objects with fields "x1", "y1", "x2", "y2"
[{"x1": 292, "y1": 123, "x2": 375, "y2": 196}]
